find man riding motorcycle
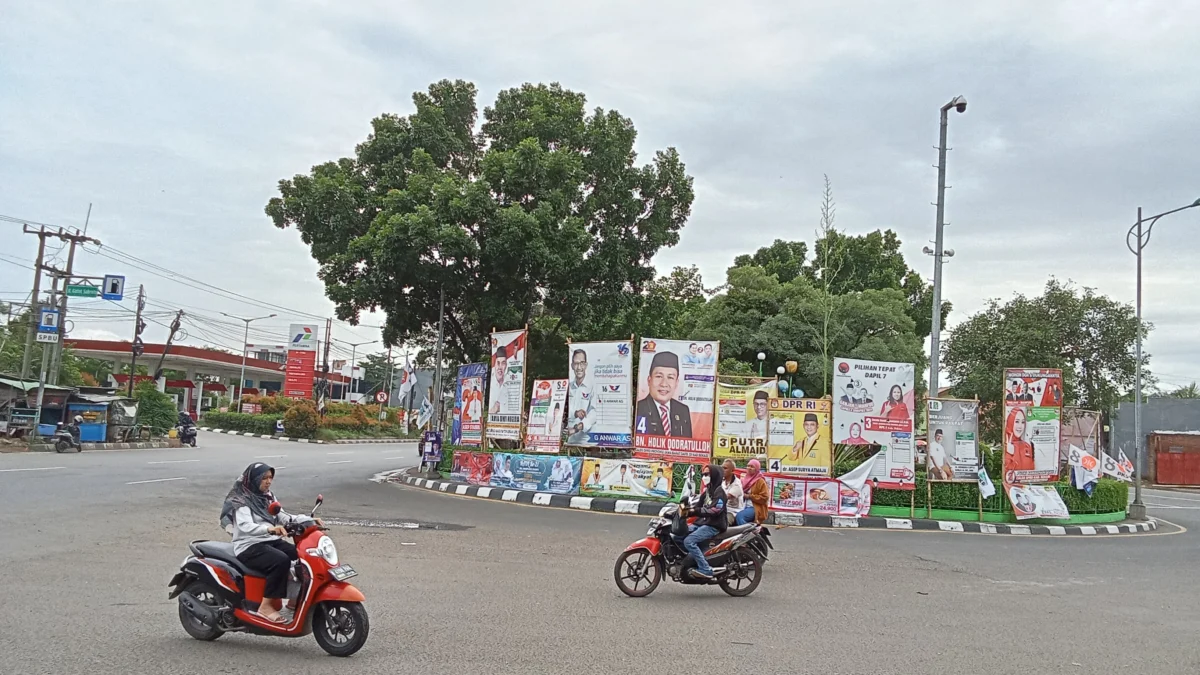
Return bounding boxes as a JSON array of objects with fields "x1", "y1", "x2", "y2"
[{"x1": 673, "y1": 463, "x2": 727, "y2": 580}]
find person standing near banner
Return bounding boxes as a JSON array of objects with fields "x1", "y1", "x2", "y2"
[
  {"x1": 634, "y1": 351, "x2": 693, "y2": 438},
  {"x1": 566, "y1": 349, "x2": 596, "y2": 444},
  {"x1": 489, "y1": 345, "x2": 509, "y2": 415},
  {"x1": 735, "y1": 459, "x2": 769, "y2": 525}
]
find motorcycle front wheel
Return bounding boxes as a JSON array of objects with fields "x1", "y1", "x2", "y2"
[
  {"x1": 719, "y1": 549, "x2": 762, "y2": 597},
  {"x1": 55, "y1": 439, "x2": 69, "y2": 453},
  {"x1": 613, "y1": 549, "x2": 662, "y2": 597},
  {"x1": 313, "y1": 601, "x2": 369, "y2": 657}
]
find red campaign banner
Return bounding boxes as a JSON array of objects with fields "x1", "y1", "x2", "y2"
[
  {"x1": 450, "y1": 451, "x2": 493, "y2": 486},
  {"x1": 284, "y1": 349, "x2": 316, "y2": 399},
  {"x1": 633, "y1": 434, "x2": 712, "y2": 464}
]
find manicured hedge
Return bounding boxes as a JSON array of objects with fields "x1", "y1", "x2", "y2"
[{"x1": 201, "y1": 411, "x2": 283, "y2": 436}]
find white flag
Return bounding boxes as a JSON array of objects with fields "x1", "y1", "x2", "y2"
[
  {"x1": 679, "y1": 465, "x2": 696, "y2": 502},
  {"x1": 1117, "y1": 449, "x2": 1135, "y2": 482},
  {"x1": 977, "y1": 466, "x2": 996, "y2": 500},
  {"x1": 416, "y1": 397, "x2": 433, "y2": 429},
  {"x1": 397, "y1": 362, "x2": 417, "y2": 399}
]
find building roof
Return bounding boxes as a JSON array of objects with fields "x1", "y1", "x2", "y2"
[{"x1": 0, "y1": 375, "x2": 76, "y2": 393}]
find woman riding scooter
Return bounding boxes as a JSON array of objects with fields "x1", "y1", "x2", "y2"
[
  {"x1": 219, "y1": 463, "x2": 322, "y2": 623},
  {"x1": 672, "y1": 463, "x2": 727, "y2": 580}
]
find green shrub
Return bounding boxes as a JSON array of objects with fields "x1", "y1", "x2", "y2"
[
  {"x1": 133, "y1": 382, "x2": 178, "y2": 435},
  {"x1": 201, "y1": 411, "x2": 281, "y2": 436},
  {"x1": 283, "y1": 402, "x2": 319, "y2": 439}
]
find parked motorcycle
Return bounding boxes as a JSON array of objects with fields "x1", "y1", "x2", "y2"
[
  {"x1": 53, "y1": 422, "x2": 82, "y2": 453},
  {"x1": 168, "y1": 495, "x2": 369, "y2": 657},
  {"x1": 614, "y1": 502, "x2": 769, "y2": 598}
]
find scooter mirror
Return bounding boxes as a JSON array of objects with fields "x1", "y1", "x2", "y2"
[
  {"x1": 311, "y1": 495, "x2": 323, "y2": 517},
  {"x1": 267, "y1": 501, "x2": 282, "y2": 516}
]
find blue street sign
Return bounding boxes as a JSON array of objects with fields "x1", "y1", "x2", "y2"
[
  {"x1": 101, "y1": 274, "x2": 125, "y2": 301},
  {"x1": 38, "y1": 307, "x2": 60, "y2": 333}
]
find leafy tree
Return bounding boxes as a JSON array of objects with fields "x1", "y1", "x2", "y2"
[
  {"x1": 941, "y1": 279, "x2": 1148, "y2": 441},
  {"x1": 1169, "y1": 382, "x2": 1200, "y2": 399},
  {"x1": 732, "y1": 240, "x2": 808, "y2": 284},
  {"x1": 0, "y1": 310, "x2": 85, "y2": 386},
  {"x1": 133, "y1": 381, "x2": 177, "y2": 434},
  {"x1": 267, "y1": 79, "x2": 694, "y2": 366},
  {"x1": 357, "y1": 352, "x2": 394, "y2": 390}
]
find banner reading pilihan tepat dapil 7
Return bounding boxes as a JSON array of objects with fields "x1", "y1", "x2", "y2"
[{"x1": 832, "y1": 357, "x2": 916, "y2": 489}]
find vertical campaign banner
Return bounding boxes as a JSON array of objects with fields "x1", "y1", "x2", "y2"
[
  {"x1": 564, "y1": 341, "x2": 634, "y2": 447},
  {"x1": 487, "y1": 329, "x2": 527, "y2": 441},
  {"x1": 525, "y1": 379, "x2": 568, "y2": 453},
  {"x1": 633, "y1": 339, "x2": 719, "y2": 463},
  {"x1": 925, "y1": 398, "x2": 980, "y2": 481},
  {"x1": 832, "y1": 358, "x2": 916, "y2": 489},
  {"x1": 713, "y1": 380, "x2": 777, "y2": 462},
  {"x1": 454, "y1": 363, "x2": 487, "y2": 446},
  {"x1": 284, "y1": 324, "x2": 318, "y2": 399},
  {"x1": 1002, "y1": 368, "x2": 1063, "y2": 484},
  {"x1": 766, "y1": 398, "x2": 832, "y2": 477}
]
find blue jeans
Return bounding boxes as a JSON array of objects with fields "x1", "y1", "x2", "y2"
[
  {"x1": 734, "y1": 506, "x2": 757, "y2": 526},
  {"x1": 674, "y1": 524, "x2": 719, "y2": 576}
]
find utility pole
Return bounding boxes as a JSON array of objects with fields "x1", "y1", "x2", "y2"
[
  {"x1": 926, "y1": 95, "x2": 967, "y2": 398},
  {"x1": 19, "y1": 223, "x2": 101, "y2": 381},
  {"x1": 127, "y1": 285, "x2": 147, "y2": 397},
  {"x1": 153, "y1": 310, "x2": 186, "y2": 381},
  {"x1": 33, "y1": 270, "x2": 63, "y2": 432},
  {"x1": 432, "y1": 286, "x2": 446, "y2": 432},
  {"x1": 20, "y1": 229, "x2": 49, "y2": 379}
]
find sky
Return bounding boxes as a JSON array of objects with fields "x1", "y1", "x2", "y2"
[{"x1": 1, "y1": 1, "x2": 1198, "y2": 388}]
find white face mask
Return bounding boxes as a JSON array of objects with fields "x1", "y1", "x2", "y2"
[{"x1": 701, "y1": 475, "x2": 711, "y2": 486}]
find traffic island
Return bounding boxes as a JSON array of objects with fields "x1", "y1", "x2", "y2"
[{"x1": 384, "y1": 468, "x2": 1160, "y2": 536}]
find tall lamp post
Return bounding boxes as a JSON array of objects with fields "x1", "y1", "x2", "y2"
[
  {"x1": 1125, "y1": 197, "x2": 1200, "y2": 520},
  {"x1": 341, "y1": 340, "x2": 379, "y2": 403},
  {"x1": 927, "y1": 95, "x2": 967, "y2": 399},
  {"x1": 222, "y1": 312, "x2": 276, "y2": 410},
  {"x1": 757, "y1": 352, "x2": 766, "y2": 377}
]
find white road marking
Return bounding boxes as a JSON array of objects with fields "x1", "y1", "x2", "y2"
[
  {"x1": 327, "y1": 451, "x2": 355, "y2": 456},
  {"x1": 327, "y1": 460, "x2": 353, "y2": 465},
  {"x1": 1140, "y1": 492, "x2": 1200, "y2": 503},
  {"x1": 1144, "y1": 503, "x2": 1200, "y2": 509},
  {"x1": 127, "y1": 477, "x2": 187, "y2": 485},
  {"x1": 147, "y1": 459, "x2": 200, "y2": 465},
  {"x1": 382, "y1": 456, "x2": 407, "y2": 460},
  {"x1": 274, "y1": 466, "x2": 288, "y2": 470},
  {"x1": 0, "y1": 466, "x2": 66, "y2": 473},
  {"x1": 255, "y1": 455, "x2": 287, "y2": 459}
]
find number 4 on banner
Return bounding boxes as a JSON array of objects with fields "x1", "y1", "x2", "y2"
[{"x1": 769, "y1": 459, "x2": 781, "y2": 472}]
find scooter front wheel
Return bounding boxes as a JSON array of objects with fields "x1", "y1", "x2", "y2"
[
  {"x1": 613, "y1": 549, "x2": 662, "y2": 597},
  {"x1": 313, "y1": 601, "x2": 369, "y2": 657}
]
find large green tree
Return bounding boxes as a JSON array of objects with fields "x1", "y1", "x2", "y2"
[
  {"x1": 0, "y1": 310, "x2": 85, "y2": 386},
  {"x1": 267, "y1": 80, "x2": 694, "y2": 365},
  {"x1": 941, "y1": 279, "x2": 1148, "y2": 440}
]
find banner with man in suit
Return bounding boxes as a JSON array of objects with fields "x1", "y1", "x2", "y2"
[{"x1": 633, "y1": 338, "x2": 719, "y2": 463}]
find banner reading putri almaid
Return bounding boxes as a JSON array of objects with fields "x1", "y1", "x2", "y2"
[
  {"x1": 766, "y1": 398, "x2": 832, "y2": 477},
  {"x1": 453, "y1": 363, "x2": 487, "y2": 446},
  {"x1": 714, "y1": 379, "x2": 776, "y2": 462},
  {"x1": 633, "y1": 338, "x2": 719, "y2": 463},
  {"x1": 525, "y1": 379, "x2": 568, "y2": 453},
  {"x1": 487, "y1": 329, "x2": 527, "y2": 441},
  {"x1": 832, "y1": 357, "x2": 916, "y2": 489},
  {"x1": 564, "y1": 341, "x2": 634, "y2": 448},
  {"x1": 1002, "y1": 368, "x2": 1063, "y2": 484}
]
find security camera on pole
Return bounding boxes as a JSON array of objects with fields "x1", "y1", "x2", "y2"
[{"x1": 926, "y1": 95, "x2": 967, "y2": 398}]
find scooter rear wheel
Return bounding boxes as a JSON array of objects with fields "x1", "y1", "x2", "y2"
[
  {"x1": 178, "y1": 581, "x2": 225, "y2": 641},
  {"x1": 313, "y1": 601, "x2": 369, "y2": 657}
]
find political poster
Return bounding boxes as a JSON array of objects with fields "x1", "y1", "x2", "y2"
[
  {"x1": 487, "y1": 329, "x2": 528, "y2": 441},
  {"x1": 450, "y1": 451, "x2": 493, "y2": 486},
  {"x1": 1061, "y1": 408, "x2": 1101, "y2": 463},
  {"x1": 579, "y1": 457, "x2": 673, "y2": 499},
  {"x1": 564, "y1": 341, "x2": 635, "y2": 447},
  {"x1": 769, "y1": 476, "x2": 869, "y2": 517},
  {"x1": 925, "y1": 398, "x2": 980, "y2": 482},
  {"x1": 1002, "y1": 368, "x2": 1063, "y2": 484},
  {"x1": 832, "y1": 358, "x2": 916, "y2": 489},
  {"x1": 1006, "y1": 483, "x2": 1070, "y2": 520},
  {"x1": 714, "y1": 379, "x2": 776, "y2": 462},
  {"x1": 453, "y1": 363, "x2": 487, "y2": 446},
  {"x1": 633, "y1": 338, "x2": 719, "y2": 463},
  {"x1": 765, "y1": 398, "x2": 832, "y2": 477},
  {"x1": 525, "y1": 379, "x2": 568, "y2": 453},
  {"x1": 489, "y1": 453, "x2": 581, "y2": 494}
]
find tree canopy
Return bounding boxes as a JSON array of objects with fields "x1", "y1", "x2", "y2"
[{"x1": 267, "y1": 79, "x2": 694, "y2": 366}]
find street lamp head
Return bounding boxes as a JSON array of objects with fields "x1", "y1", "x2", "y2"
[
  {"x1": 776, "y1": 366, "x2": 786, "y2": 375},
  {"x1": 1192, "y1": 197, "x2": 1200, "y2": 208},
  {"x1": 756, "y1": 352, "x2": 766, "y2": 361}
]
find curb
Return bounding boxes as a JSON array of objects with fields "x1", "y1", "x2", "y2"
[
  {"x1": 199, "y1": 427, "x2": 325, "y2": 444},
  {"x1": 389, "y1": 472, "x2": 1160, "y2": 536},
  {"x1": 26, "y1": 440, "x2": 172, "y2": 453},
  {"x1": 330, "y1": 438, "x2": 415, "y2": 445}
]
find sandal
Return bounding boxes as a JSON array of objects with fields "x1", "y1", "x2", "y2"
[{"x1": 255, "y1": 609, "x2": 286, "y2": 623}]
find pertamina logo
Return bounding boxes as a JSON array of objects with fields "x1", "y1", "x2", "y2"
[{"x1": 292, "y1": 327, "x2": 314, "y2": 344}]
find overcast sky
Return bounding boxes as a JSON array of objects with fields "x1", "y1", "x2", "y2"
[{"x1": 1, "y1": 1, "x2": 1198, "y2": 387}]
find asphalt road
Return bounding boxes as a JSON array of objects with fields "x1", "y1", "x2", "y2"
[{"x1": 2, "y1": 434, "x2": 1198, "y2": 675}]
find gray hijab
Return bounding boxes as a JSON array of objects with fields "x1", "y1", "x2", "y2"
[{"x1": 219, "y1": 462, "x2": 276, "y2": 531}]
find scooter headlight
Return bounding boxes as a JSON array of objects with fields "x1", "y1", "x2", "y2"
[{"x1": 306, "y1": 535, "x2": 339, "y2": 566}]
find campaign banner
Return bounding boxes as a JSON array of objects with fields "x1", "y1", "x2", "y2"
[
  {"x1": 564, "y1": 341, "x2": 635, "y2": 447},
  {"x1": 525, "y1": 379, "x2": 568, "y2": 453},
  {"x1": 1002, "y1": 368, "x2": 1063, "y2": 484},
  {"x1": 765, "y1": 398, "x2": 832, "y2": 477},
  {"x1": 453, "y1": 363, "x2": 487, "y2": 446},
  {"x1": 769, "y1": 475, "x2": 869, "y2": 517},
  {"x1": 832, "y1": 358, "x2": 916, "y2": 489},
  {"x1": 714, "y1": 380, "x2": 776, "y2": 462},
  {"x1": 633, "y1": 338, "x2": 719, "y2": 463},
  {"x1": 1061, "y1": 408, "x2": 1101, "y2": 463},
  {"x1": 579, "y1": 457, "x2": 673, "y2": 499},
  {"x1": 487, "y1": 329, "x2": 528, "y2": 441},
  {"x1": 1006, "y1": 483, "x2": 1070, "y2": 520},
  {"x1": 489, "y1": 453, "x2": 581, "y2": 495},
  {"x1": 925, "y1": 398, "x2": 980, "y2": 482},
  {"x1": 450, "y1": 451, "x2": 494, "y2": 486}
]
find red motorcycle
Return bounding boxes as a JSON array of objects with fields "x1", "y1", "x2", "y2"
[
  {"x1": 613, "y1": 502, "x2": 769, "y2": 598},
  {"x1": 168, "y1": 495, "x2": 369, "y2": 657}
]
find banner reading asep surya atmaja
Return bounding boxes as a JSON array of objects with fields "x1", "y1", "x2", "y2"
[{"x1": 633, "y1": 338, "x2": 719, "y2": 463}]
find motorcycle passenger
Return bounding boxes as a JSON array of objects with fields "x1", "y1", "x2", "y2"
[
  {"x1": 721, "y1": 459, "x2": 744, "y2": 526},
  {"x1": 219, "y1": 463, "x2": 321, "y2": 623},
  {"x1": 735, "y1": 459, "x2": 770, "y2": 525},
  {"x1": 674, "y1": 463, "x2": 727, "y2": 580}
]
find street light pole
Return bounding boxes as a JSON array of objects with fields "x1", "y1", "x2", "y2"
[
  {"x1": 928, "y1": 95, "x2": 967, "y2": 399},
  {"x1": 222, "y1": 312, "x2": 276, "y2": 410},
  {"x1": 1126, "y1": 198, "x2": 1200, "y2": 520},
  {"x1": 340, "y1": 340, "x2": 379, "y2": 403}
]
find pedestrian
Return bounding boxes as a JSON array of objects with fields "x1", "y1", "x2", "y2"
[
  {"x1": 721, "y1": 459, "x2": 743, "y2": 526},
  {"x1": 735, "y1": 458, "x2": 769, "y2": 525}
]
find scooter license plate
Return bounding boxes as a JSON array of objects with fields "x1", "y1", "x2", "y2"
[{"x1": 328, "y1": 564, "x2": 357, "y2": 581}]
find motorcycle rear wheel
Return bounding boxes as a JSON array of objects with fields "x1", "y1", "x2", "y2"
[
  {"x1": 313, "y1": 601, "x2": 369, "y2": 657},
  {"x1": 613, "y1": 549, "x2": 662, "y2": 597},
  {"x1": 178, "y1": 581, "x2": 225, "y2": 641},
  {"x1": 719, "y1": 550, "x2": 762, "y2": 597},
  {"x1": 55, "y1": 439, "x2": 69, "y2": 453}
]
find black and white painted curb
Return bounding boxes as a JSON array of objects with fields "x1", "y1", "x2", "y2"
[
  {"x1": 199, "y1": 427, "x2": 325, "y2": 444},
  {"x1": 386, "y1": 471, "x2": 1160, "y2": 536},
  {"x1": 28, "y1": 440, "x2": 171, "y2": 452}
]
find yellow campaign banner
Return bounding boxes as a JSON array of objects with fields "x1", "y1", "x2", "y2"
[
  {"x1": 713, "y1": 380, "x2": 776, "y2": 462},
  {"x1": 767, "y1": 398, "x2": 833, "y2": 477}
]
